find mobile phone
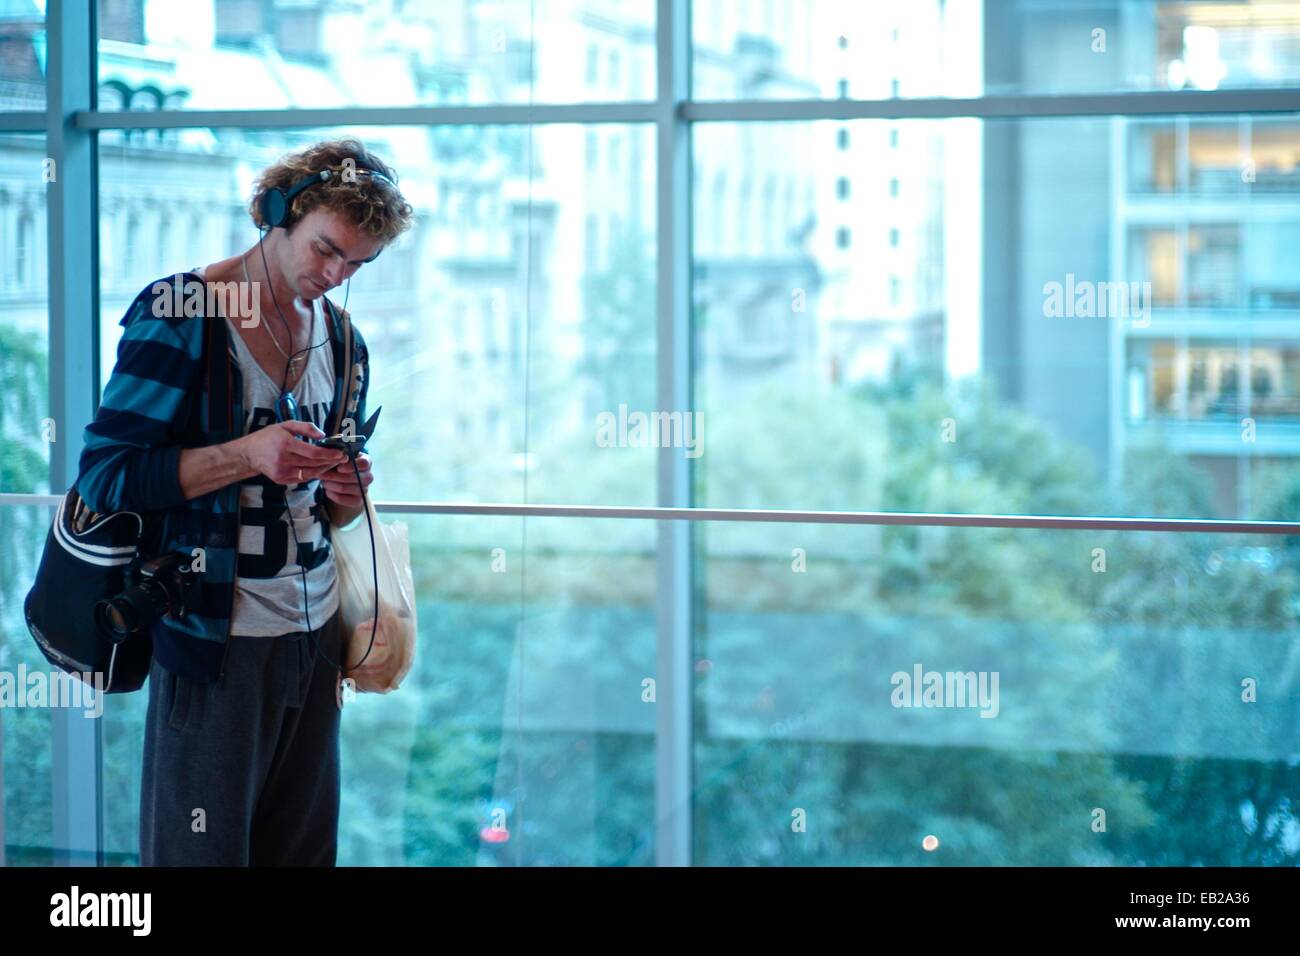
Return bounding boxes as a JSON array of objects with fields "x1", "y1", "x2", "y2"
[{"x1": 316, "y1": 406, "x2": 381, "y2": 459}]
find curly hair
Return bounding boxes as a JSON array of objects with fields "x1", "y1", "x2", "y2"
[{"x1": 249, "y1": 137, "x2": 414, "y2": 245}]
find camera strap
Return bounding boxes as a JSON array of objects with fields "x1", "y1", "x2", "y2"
[{"x1": 322, "y1": 295, "x2": 357, "y2": 441}]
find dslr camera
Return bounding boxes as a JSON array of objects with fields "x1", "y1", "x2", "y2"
[{"x1": 94, "y1": 551, "x2": 203, "y2": 641}]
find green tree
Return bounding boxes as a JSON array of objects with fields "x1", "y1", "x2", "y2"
[{"x1": 0, "y1": 325, "x2": 53, "y2": 862}]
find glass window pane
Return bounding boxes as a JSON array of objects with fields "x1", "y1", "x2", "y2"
[
  {"x1": 694, "y1": 117, "x2": 1300, "y2": 521},
  {"x1": 0, "y1": 134, "x2": 50, "y2": 496},
  {"x1": 0, "y1": 133, "x2": 52, "y2": 865},
  {"x1": 102, "y1": 513, "x2": 658, "y2": 865},
  {"x1": 96, "y1": 0, "x2": 655, "y2": 109},
  {"x1": 695, "y1": 522, "x2": 1300, "y2": 864},
  {"x1": 97, "y1": 122, "x2": 655, "y2": 507},
  {"x1": 0, "y1": 500, "x2": 57, "y2": 866},
  {"x1": 0, "y1": 2, "x2": 46, "y2": 111},
  {"x1": 1252, "y1": 116, "x2": 1300, "y2": 193},
  {"x1": 692, "y1": 0, "x2": 1300, "y2": 100}
]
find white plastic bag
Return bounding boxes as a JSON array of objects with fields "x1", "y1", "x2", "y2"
[{"x1": 332, "y1": 495, "x2": 417, "y2": 693}]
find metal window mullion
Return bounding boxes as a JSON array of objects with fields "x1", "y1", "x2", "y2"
[
  {"x1": 0, "y1": 115, "x2": 44, "y2": 132},
  {"x1": 684, "y1": 89, "x2": 1300, "y2": 122},
  {"x1": 75, "y1": 103, "x2": 660, "y2": 130},
  {"x1": 654, "y1": 0, "x2": 692, "y2": 869},
  {"x1": 46, "y1": 0, "x2": 101, "y2": 868},
  {"x1": 68, "y1": 89, "x2": 1300, "y2": 135}
]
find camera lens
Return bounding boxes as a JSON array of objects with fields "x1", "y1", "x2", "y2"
[
  {"x1": 94, "y1": 598, "x2": 134, "y2": 640},
  {"x1": 104, "y1": 602, "x2": 130, "y2": 634},
  {"x1": 97, "y1": 580, "x2": 169, "y2": 639}
]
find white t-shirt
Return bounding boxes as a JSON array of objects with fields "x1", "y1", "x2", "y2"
[{"x1": 221, "y1": 292, "x2": 340, "y2": 636}]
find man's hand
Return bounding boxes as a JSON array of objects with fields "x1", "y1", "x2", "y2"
[
  {"x1": 240, "y1": 421, "x2": 346, "y2": 486},
  {"x1": 320, "y1": 451, "x2": 373, "y2": 509}
]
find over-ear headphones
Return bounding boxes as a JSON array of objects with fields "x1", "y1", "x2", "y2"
[{"x1": 259, "y1": 163, "x2": 396, "y2": 230}]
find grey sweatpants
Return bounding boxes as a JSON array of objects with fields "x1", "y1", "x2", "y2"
[{"x1": 139, "y1": 608, "x2": 344, "y2": 866}]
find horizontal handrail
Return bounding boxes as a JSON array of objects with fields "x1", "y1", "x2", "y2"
[{"x1": 1, "y1": 493, "x2": 1296, "y2": 535}]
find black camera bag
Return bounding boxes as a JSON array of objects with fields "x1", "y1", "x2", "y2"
[
  {"x1": 23, "y1": 490, "x2": 158, "y2": 692},
  {"x1": 23, "y1": 280, "x2": 224, "y2": 694}
]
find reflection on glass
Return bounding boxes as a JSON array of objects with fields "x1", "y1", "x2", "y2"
[
  {"x1": 1157, "y1": 0, "x2": 1300, "y2": 90},
  {"x1": 0, "y1": 502, "x2": 57, "y2": 865},
  {"x1": 98, "y1": 514, "x2": 659, "y2": 865},
  {"x1": 1128, "y1": 122, "x2": 1179, "y2": 193},
  {"x1": 0, "y1": 3, "x2": 46, "y2": 111},
  {"x1": 696, "y1": 118, "x2": 1300, "y2": 521},
  {"x1": 1187, "y1": 122, "x2": 1241, "y2": 192},
  {"x1": 696, "y1": 521, "x2": 1300, "y2": 864},
  {"x1": 1128, "y1": 227, "x2": 1180, "y2": 306},
  {"x1": 1134, "y1": 340, "x2": 1300, "y2": 423},
  {"x1": 1187, "y1": 225, "x2": 1241, "y2": 307},
  {"x1": 95, "y1": 0, "x2": 655, "y2": 108},
  {"x1": 1251, "y1": 118, "x2": 1300, "y2": 192},
  {"x1": 98, "y1": 121, "x2": 655, "y2": 508},
  {"x1": 693, "y1": 0, "x2": 1300, "y2": 101},
  {"x1": 1189, "y1": 344, "x2": 1244, "y2": 419},
  {"x1": 0, "y1": 134, "x2": 52, "y2": 864},
  {"x1": 0, "y1": 134, "x2": 51, "y2": 501},
  {"x1": 1127, "y1": 117, "x2": 1300, "y2": 196}
]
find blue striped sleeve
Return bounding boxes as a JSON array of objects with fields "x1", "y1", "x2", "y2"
[{"x1": 76, "y1": 291, "x2": 202, "y2": 514}]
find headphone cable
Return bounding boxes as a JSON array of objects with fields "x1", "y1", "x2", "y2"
[{"x1": 256, "y1": 229, "x2": 379, "y2": 678}]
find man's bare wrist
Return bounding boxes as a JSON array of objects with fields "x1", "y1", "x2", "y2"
[
  {"x1": 178, "y1": 437, "x2": 258, "y2": 501},
  {"x1": 231, "y1": 435, "x2": 252, "y2": 479},
  {"x1": 327, "y1": 497, "x2": 366, "y2": 529}
]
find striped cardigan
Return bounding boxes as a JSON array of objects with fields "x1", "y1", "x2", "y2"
[{"x1": 75, "y1": 273, "x2": 369, "y2": 683}]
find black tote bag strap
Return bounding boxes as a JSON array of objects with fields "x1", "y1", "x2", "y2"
[{"x1": 203, "y1": 291, "x2": 231, "y2": 437}]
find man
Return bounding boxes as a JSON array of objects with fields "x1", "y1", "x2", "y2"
[{"x1": 76, "y1": 138, "x2": 414, "y2": 866}]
